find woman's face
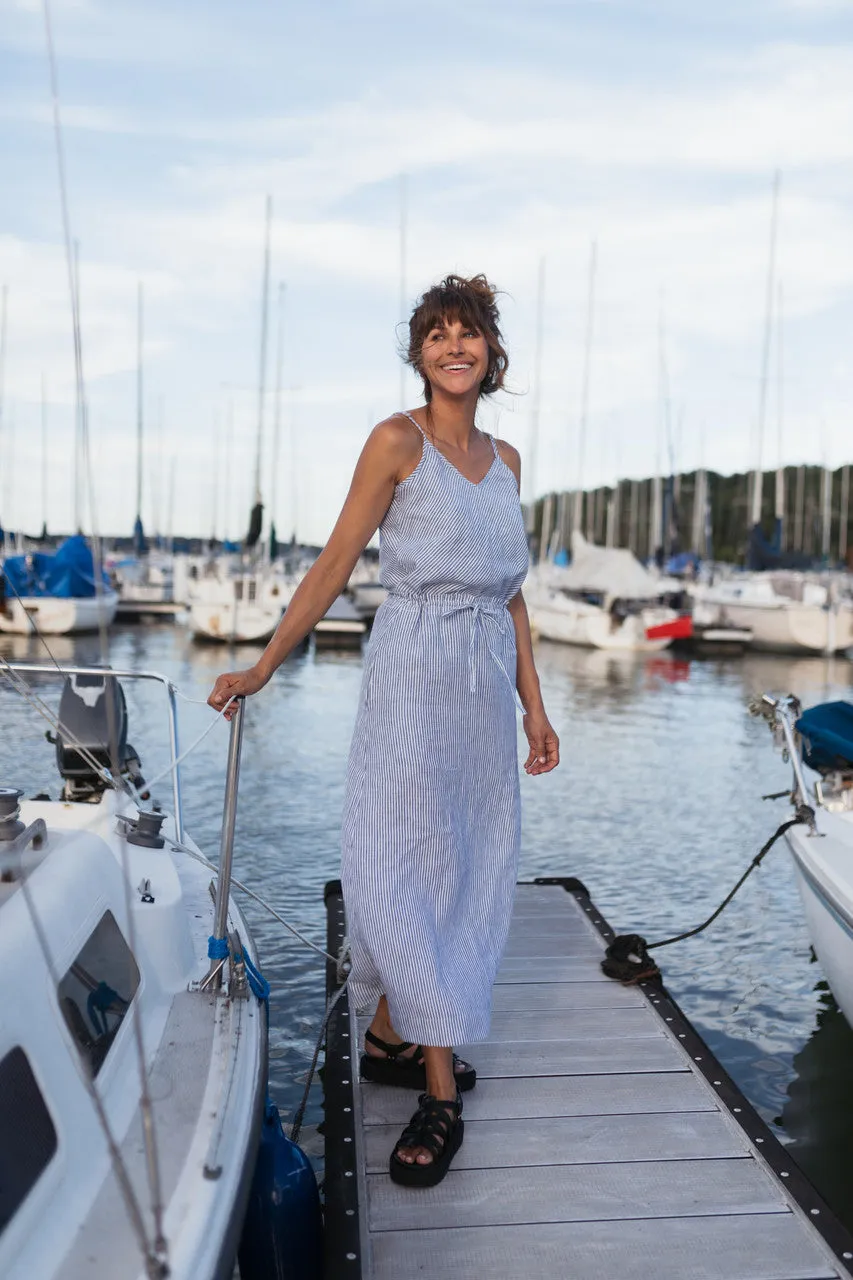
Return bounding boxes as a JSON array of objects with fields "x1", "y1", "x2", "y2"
[{"x1": 420, "y1": 315, "x2": 489, "y2": 398}]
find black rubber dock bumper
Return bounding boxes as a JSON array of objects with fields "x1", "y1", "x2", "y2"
[{"x1": 322, "y1": 877, "x2": 853, "y2": 1280}]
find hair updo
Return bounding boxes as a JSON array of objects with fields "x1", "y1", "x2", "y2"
[{"x1": 405, "y1": 273, "x2": 508, "y2": 403}]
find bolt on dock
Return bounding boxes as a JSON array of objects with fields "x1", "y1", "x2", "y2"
[{"x1": 323, "y1": 878, "x2": 853, "y2": 1280}]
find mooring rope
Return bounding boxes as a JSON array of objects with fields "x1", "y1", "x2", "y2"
[{"x1": 601, "y1": 805, "x2": 814, "y2": 984}]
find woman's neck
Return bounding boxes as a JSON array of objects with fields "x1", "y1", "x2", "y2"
[{"x1": 425, "y1": 387, "x2": 480, "y2": 451}]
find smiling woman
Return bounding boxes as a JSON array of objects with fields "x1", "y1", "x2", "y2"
[
  {"x1": 209, "y1": 270, "x2": 559, "y2": 1191},
  {"x1": 405, "y1": 273, "x2": 509, "y2": 401}
]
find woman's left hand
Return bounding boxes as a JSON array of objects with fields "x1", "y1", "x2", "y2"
[{"x1": 522, "y1": 709, "x2": 560, "y2": 775}]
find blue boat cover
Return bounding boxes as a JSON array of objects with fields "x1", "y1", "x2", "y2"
[
  {"x1": 797, "y1": 701, "x2": 853, "y2": 773},
  {"x1": 2, "y1": 536, "x2": 107, "y2": 600}
]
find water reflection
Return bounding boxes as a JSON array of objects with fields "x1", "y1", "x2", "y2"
[
  {"x1": 779, "y1": 980, "x2": 853, "y2": 1225},
  {"x1": 1, "y1": 624, "x2": 852, "y2": 1223}
]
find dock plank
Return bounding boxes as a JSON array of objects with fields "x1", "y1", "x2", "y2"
[
  {"x1": 458, "y1": 1035, "x2": 683, "y2": 1077},
  {"x1": 371, "y1": 1216, "x2": 838, "y2": 1280},
  {"x1": 363, "y1": 1111, "x2": 748, "y2": 1172},
  {"x1": 358, "y1": 1006, "x2": 662, "y2": 1044},
  {"x1": 494, "y1": 956, "x2": 609, "y2": 982},
  {"x1": 367, "y1": 1156, "x2": 788, "y2": 1231},
  {"x1": 324, "y1": 879, "x2": 850, "y2": 1280},
  {"x1": 360, "y1": 1072, "x2": 718, "y2": 1125}
]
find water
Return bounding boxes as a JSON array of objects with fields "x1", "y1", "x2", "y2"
[{"x1": 2, "y1": 625, "x2": 852, "y2": 1226}]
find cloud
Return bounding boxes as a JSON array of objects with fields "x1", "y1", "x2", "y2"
[{"x1": 2, "y1": 3, "x2": 853, "y2": 539}]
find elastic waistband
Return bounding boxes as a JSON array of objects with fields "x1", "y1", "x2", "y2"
[{"x1": 386, "y1": 590, "x2": 508, "y2": 617}]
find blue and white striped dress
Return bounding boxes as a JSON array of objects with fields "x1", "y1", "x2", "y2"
[{"x1": 340, "y1": 413, "x2": 529, "y2": 1046}]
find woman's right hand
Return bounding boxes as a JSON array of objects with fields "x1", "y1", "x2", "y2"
[{"x1": 208, "y1": 664, "x2": 269, "y2": 718}]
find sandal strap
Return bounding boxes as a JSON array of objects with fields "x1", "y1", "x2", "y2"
[
  {"x1": 394, "y1": 1094, "x2": 461, "y2": 1159},
  {"x1": 364, "y1": 1028, "x2": 418, "y2": 1060}
]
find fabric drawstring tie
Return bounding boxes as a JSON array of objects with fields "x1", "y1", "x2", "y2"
[{"x1": 458, "y1": 601, "x2": 525, "y2": 713}]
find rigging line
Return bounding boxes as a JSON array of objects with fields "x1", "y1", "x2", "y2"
[
  {"x1": 290, "y1": 979, "x2": 349, "y2": 1146},
  {"x1": 172, "y1": 841, "x2": 339, "y2": 964},
  {"x1": 0, "y1": 657, "x2": 117, "y2": 790},
  {"x1": 0, "y1": 573, "x2": 129, "y2": 790},
  {"x1": 141, "y1": 696, "x2": 236, "y2": 794},
  {"x1": 13, "y1": 847, "x2": 162, "y2": 1275},
  {"x1": 42, "y1": 5, "x2": 167, "y2": 1261},
  {"x1": 0, "y1": 652, "x2": 135, "y2": 797},
  {"x1": 0, "y1": 656, "x2": 169, "y2": 1266}
]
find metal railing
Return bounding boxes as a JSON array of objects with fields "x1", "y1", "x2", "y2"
[
  {"x1": 3, "y1": 663, "x2": 184, "y2": 840},
  {"x1": 204, "y1": 699, "x2": 244, "y2": 990},
  {"x1": 758, "y1": 692, "x2": 818, "y2": 833}
]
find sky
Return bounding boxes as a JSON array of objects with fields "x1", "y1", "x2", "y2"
[{"x1": 1, "y1": 0, "x2": 852, "y2": 543}]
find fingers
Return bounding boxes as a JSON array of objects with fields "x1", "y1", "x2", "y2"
[
  {"x1": 208, "y1": 673, "x2": 239, "y2": 713},
  {"x1": 524, "y1": 729, "x2": 560, "y2": 776}
]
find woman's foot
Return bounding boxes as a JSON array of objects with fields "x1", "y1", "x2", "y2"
[
  {"x1": 361, "y1": 1027, "x2": 477, "y2": 1091},
  {"x1": 361, "y1": 999, "x2": 476, "y2": 1091},
  {"x1": 389, "y1": 1092, "x2": 464, "y2": 1187}
]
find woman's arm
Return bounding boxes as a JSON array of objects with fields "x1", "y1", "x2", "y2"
[
  {"x1": 208, "y1": 417, "x2": 420, "y2": 714},
  {"x1": 496, "y1": 437, "x2": 560, "y2": 776}
]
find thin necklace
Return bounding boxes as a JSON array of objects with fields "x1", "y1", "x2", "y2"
[{"x1": 424, "y1": 409, "x2": 481, "y2": 451}]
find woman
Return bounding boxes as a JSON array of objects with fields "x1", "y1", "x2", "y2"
[{"x1": 208, "y1": 274, "x2": 559, "y2": 1188}]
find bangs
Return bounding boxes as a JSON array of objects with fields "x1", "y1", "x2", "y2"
[{"x1": 421, "y1": 294, "x2": 483, "y2": 336}]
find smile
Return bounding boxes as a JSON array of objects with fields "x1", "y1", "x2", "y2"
[{"x1": 441, "y1": 364, "x2": 473, "y2": 372}]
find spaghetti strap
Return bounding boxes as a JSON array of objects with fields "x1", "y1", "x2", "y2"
[
  {"x1": 397, "y1": 410, "x2": 427, "y2": 439},
  {"x1": 487, "y1": 432, "x2": 499, "y2": 460}
]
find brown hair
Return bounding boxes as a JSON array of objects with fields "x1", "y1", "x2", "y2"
[{"x1": 405, "y1": 274, "x2": 508, "y2": 402}]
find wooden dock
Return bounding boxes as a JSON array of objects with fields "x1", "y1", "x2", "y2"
[{"x1": 323, "y1": 878, "x2": 853, "y2": 1280}]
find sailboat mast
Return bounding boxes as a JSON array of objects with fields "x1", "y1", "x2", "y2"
[
  {"x1": 398, "y1": 174, "x2": 408, "y2": 410},
  {"x1": 72, "y1": 240, "x2": 83, "y2": 532},
  {"x1": 573, "y1": 240, "x2": 596, "y2": 534},
  {"x1": 271, "y1": 282, "x2": 286, "y2": 541},
  {"x1": 526, "y1": 257, "x2": 546, "y2": 529},
  {"x1": 774, "y1": 281, "x2": 785, "y2": 543},
  {"x1": 253, "y1": 195, "x2": 272, "y2": 509},
  {"x1": 41, "y1": 374, "x2": 48, "y2": 537},
  {"x1": 0, "y1": 285, "x2": 6, "y2": 525},
  {"x1": 136, "y1": 280, "x2": 144, "y2": 530},
  {"x1": 821, "y1": 461, "x2": 832, "y2": 561},
  {"x1": 751, "y1": 170, "x2": 781, "y2": 529}
]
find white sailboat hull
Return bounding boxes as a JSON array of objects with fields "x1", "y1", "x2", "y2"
[
  {"x1": 1, "y1": 791, "x2": 266, "y2": 1280},
  {"x1": 700, "y1": 599, "x2": 853, "y2": 654},
  {"x1": 529, "y1": 593, "x2": 675, "y2": 651},
  {"x1": 0, "y1": 591, "x2": 119, "y2": 635},
  {"x1": 786, "y1": 809, "x2": 853, "y2": 1028},
  {"x1": 187, "y1": 570, "x2": 296, "y2": 643},
  {"x1": 189, "y1": 600, "x2": 282, "y2": 643}
]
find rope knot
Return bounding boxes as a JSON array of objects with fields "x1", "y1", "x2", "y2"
[{"x1": 601, "y1": 934, "x2": 661, "y2": 984}]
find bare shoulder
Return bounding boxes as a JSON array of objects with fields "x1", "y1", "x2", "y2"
[
  {"x1": 494, "y1": 437, "x2": 521, "y2": 484},
  {"x1": 363, "y1": 413, "x2": 423, "y2": 479}
]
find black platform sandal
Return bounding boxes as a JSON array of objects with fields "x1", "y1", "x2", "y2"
[
  {"x1": 360, "y1": 1029, "x2": 476, "y2": 1092},
  {"x1": 389, "y1": 1092, "x2": 464, "y2": 1188}
]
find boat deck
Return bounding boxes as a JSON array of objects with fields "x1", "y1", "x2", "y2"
[{"x1": 323, "y1": 878, "x2": 853, "y2": 1280}]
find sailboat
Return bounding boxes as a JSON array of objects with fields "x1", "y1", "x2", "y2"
[
  {"x1": 526, "y1": 533, "x2": 688, "y2": 651},
  {"x1": 0, "y1": 660, "x2": 321, "y2": 1279},
  {"x1": 756, "y1": 693, "x2": 853, "y2": 1029},
  {"x1": 188, "y1": 200, "x2": 299, "y2": 644},
  {"x1": 0, "y1": 535, "x2": 118, "y2": 635}
]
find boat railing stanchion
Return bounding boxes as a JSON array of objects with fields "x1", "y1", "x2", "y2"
[
  {"x1": 202, "y1": 697, "x2": 245, "y2": 990},
  {"x1": 764, "y1": 694, "x2": 818, "y2": 834}
]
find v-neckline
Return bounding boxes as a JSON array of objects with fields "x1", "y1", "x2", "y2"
[{"x1": 424, "y1": 435, "x2": 499, "y2": 488}]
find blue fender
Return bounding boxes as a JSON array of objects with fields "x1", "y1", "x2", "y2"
[{"x1": 238, "y1": 1098, "x2": 323, "y2": 1280}]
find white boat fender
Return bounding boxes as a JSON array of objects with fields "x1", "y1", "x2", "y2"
[
  {"x1": 237, "y1": 1096, "x2": 323, "y2": 1280},
  {"x1": 601, "y1": 805, "x2": 814, "y2": 983}
]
